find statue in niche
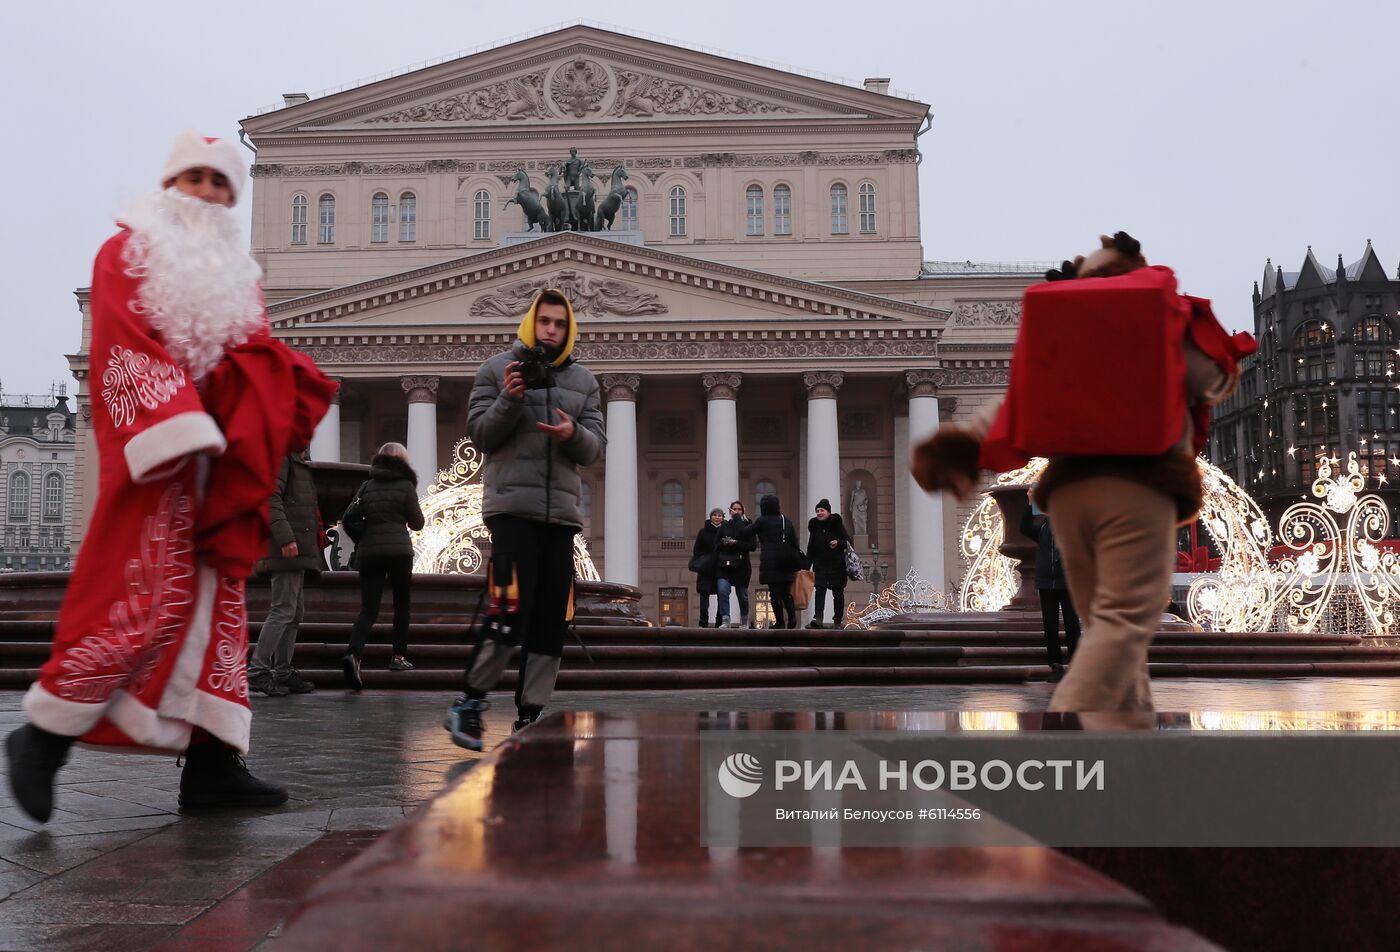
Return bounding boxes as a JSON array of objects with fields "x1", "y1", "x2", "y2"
[{"x1": 849, "y1": 480, "x2": 869, "y2": 536}]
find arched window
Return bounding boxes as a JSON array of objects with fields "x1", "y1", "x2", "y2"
[
  {"x1": 661, "y1": 480, "x2": 685, "y2": 538},
  {"x1": 669, "y1": 186, "x2": 687, "y2": 237},
  {"x1": 473, "y1": 190, "x2": 490, "y2": 240},
  {"x1": 290, "y1": 194, "x2": 308, "y2": 244},
  {"x1": 773, "y1": 184, "x2": 792, "y2": 236},
  {"x1": 1353, "y1": 317, "x2": 1397, "y2": 379},
  {"x1": 755, "y1": 479, "x2": 777, "y2": 512},
  {"x1": 317, "y1": 194, "x2": 335, "y2": 244},
  {"x1": 8, "y1": 472, "x2": 29, "y2": 521},
  {"x1": 43, "y1": 473, "x2": 62, "y2": 521},
  {"x1": 579, "y1": 480, "x2": 593, "y2": 533},
  {"x1": 620, "y1": 187, "x2": 638, "y2": 230},
  {"x1": 399, "y1": 191, "x2": 417, "y2": 242},
  {"x1": 830, "y1": 184, "x2": 849, "y2": 234},
  {"x1": 745, "y1": 185, "x2": 764, "y2": 236},
  {"x1": 858, "y1": 183, "x2": 877, "y2": 234},
  {"x1": 370, "y1": 193, "x2": 389, "y2": 243},
  {"x1": 1292, "y1": 320, "x2": 1336, "y2": 382}
]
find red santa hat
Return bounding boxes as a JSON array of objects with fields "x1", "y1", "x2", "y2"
[{"x1": 160, "y1": 130, "x2": 248, "y2": 204}]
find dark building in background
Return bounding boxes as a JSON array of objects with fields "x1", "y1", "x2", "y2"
[{"x1": 1209, "y1": 242, "x2": 1400, "y2": 524}]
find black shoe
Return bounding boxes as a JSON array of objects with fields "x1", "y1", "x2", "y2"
[
  {"x1": 281, "y1": 671, "x2": 315, "y2": 694},
  {"x1": 388, "y1": 655, "x2": 414, "y2": 671},
  {"x1": 340, "y1": 653, "x2": 363, "y2": 691},
  {"x1": 807, "y1": 620, "x2": 823, "y2": 629},
  {"x1": 1048, "y1": 663, "x2": 1066, "y2": 683},
  {"x1": 444, "y1": 696, "x2": 487, "y2": 751},
  {"x1": 5, "y1": 724, "x2": 76, "y2": 823},
  {"x1": 178, "y1": 741, "x2": 288, "y2": 810},
  {"x1": 513, "y1": 709, "x2": 541, "y2": 733},
  {"x1": 249, "y1": 673, "x2": 290, "y2": 697}
]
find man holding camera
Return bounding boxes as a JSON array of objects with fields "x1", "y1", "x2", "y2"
[{"x1": 445, "y1": 289, "x2": 605, "y2": 750}]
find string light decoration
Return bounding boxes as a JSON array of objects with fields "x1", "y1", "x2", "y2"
[
  {"x1": 1185, "y1": 462, "x2": 1277, "y2": 633},
  {"x1": 957, "y1": 459, "x2": 1047, "y2": 612},
  {"x1": 411, "y1": 437, "x2": 600, "y2": 580},
  {"x1": 843, "y1": 570, "x2": 949, "y2": 629},
  {"x1": 1267, "y1": 451, "x2": 1400, "y2": 636}
]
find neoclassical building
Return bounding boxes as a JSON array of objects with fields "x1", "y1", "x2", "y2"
[
  {"x1": 1, "y1": 388, "x2": 76, "y2": 573},
  {"x1": 69, "y1": 25, "x2": 1040, "y2": 621}
]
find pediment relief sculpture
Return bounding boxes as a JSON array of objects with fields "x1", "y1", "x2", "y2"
[
  {"x1": 468, "y1": 269, "x2": 668, "y2": 319},
  {"x1": 950, "y1": 301, "x2": 1022, "y2": 326},
  {"x1": 366, "y1": 60, "x2": 803, "y2": 124}
]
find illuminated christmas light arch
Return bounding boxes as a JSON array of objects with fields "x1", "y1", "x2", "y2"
[{"x1": 411, "y1": 437, "x2": 600, "y2": 581}]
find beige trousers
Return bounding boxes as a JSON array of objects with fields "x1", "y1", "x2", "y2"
[{"x1": 1044, "y1": 477, "x2": 1178, "y2": 713}]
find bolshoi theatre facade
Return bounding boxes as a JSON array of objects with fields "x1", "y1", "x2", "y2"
[{"x1": 69, "y1": 25, "x2": 1041, "y2": 622}]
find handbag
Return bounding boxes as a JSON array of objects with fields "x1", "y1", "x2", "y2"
[
  {"x1": 843, "y1": 543, "x2": 864, "y2": 582},
  {"x1": 341, "y1": 482, "x2": 369, "y2": 543},
  {"x1": 776, "y1": 517, "x2": 810, "y2": 574},
  {"x1": 792, "y1": 569, "x2": 815, "y2": 610},
  {"x1": 688, "y1": 552, "x2": 717, "y2": 575}
]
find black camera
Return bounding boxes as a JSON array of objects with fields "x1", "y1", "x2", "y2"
[{"x1": 518, "y1": 345, "x2": 556, "y2": 389}]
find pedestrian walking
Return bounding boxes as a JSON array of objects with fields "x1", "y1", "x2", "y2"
[
  {"x1": 717, "y1": 500, "x2": 757, "y2": 628},
  {"x1": 691, "y1": 509, "x2": 724, "y2": 627},
  {"x1": 1020, "y1": 502, "x2": 1080, "y2": 681},
  {"x1": 805, "y1": 499, "x2": 852, "y2": 629},
  {"x1": 738, "y1": 494, "x2": 805, "y2": 629},
  {"x1": 340, "y1": 443, "x2": 425, "y2": 688},
  {"x1": 249, "y1": 447, "x2": 325, "y2": 696}
]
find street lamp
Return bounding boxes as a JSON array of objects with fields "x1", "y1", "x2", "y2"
[{"x1": 863, "y1": 544, "x2": 890, "y2": 591}]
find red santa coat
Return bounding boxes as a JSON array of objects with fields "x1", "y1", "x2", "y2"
[{"x1": 23, "y1": 229, "x2": 335, "y2": 754}]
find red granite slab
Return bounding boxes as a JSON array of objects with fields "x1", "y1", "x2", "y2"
[{"x1": 273, "y1": 712, "x2": 1221, "y2": 951}]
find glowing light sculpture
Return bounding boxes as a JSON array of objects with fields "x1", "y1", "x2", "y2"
[{"x1": 411, "y1": 437, "x2": 600, "y2": 581}]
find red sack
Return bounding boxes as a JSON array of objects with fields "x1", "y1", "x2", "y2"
[{"x1": 981, "y1": 266, "x2": 1192, "y2": 471}]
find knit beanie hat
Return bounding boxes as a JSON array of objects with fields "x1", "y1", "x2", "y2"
[
  {"x1": 815, "y1": 498, "x2": 832, "y2": 512},
  {"x1": 160, "y1": 131, "x2": 248, "y2": 204}
]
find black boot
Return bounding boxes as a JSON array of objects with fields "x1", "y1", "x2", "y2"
[
  {"x1": 5, "y1": 723, "x2": 76, "y2": 823},
  {"x1": 179, "y1": 740, "x2": 288, "y2": 810}
]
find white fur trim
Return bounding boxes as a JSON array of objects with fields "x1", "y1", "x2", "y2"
[
  {"x1": 125, "y1": 412, "x2": 225, "y2": 484},
  {"x1": 23, "y1": 683, "x2": 105, "y2": 737},
  {"x1": 104, "y1": 691, "x2": 194, "y2": 751},
  {"x1": 188, "y1": 691, "x2": 252, "y2": 754},
  {"x1": 160, "y1": 130, "x2": 247, "y2": 204}
]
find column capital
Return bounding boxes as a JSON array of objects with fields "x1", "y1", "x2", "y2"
[
  {"x1": 904, "y1": 369, "x2": 949, "y2": 398},
  {"x1": 802, "y1": 371, "x2": 845, "y2": 400},
  {"x1": 702, "y1": 372, "x2": 743, "y2": 401},
  {"x1": 601, "y1": 373, "x2": 641, "y2": 402},
  {"x1": 400, "y1": 375, "x2": 440, "y2": 404},
  {"x1": 327, "y1": 376, "x2": 344, "y2": 405}
]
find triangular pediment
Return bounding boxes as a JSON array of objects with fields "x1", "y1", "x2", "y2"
[
  {"x1": 267, "y1": 232, "x2": 945, "y2": 333},
  {"x1": 244, "y1": 25, "x2": 926, "y2": 134}
]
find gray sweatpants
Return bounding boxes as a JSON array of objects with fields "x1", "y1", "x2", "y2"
[{"x1": 249, "y1": 571, "x2": 306, "y2": 682}]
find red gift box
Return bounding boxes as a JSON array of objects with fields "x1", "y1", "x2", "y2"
[{"x1": 980, "y1": 266, "x2": 1192, "y2": 471}]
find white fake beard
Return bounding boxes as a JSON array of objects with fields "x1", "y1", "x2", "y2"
[{"x1": 117, "y1": 189, "x2": 266, "y2": 381}]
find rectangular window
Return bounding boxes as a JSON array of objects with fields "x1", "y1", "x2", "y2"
[
  {"x1": 858, "y1": 184, "x2": 877, "y2": 234},
  {"x1": 318, "y1": 197, "x2": 335, "y2": 244},
  {"x1": 473, "y1": 191, "x2": 490, "y2": 241},
  {"x1": 370, "y1": 197, "x2": 389, "y2": 243},
  {"x1": 658, "y1": 587, "x2": 690, "y2": 627},
  {"x1": 669, "y1": 189, "x2": 686, "y2": 237},
  {"x1": 400, "y1": 194, "x2": 417, "y2": 242},
  {"x1": 773, "y1": 186, "x2": 792, "y2": 236},
  {"x1": 746, "y1": 188, "x2": 763, "y2": 236},
  {"x1": 830, "y1": 187, "x2": 848, "y2": 234},
  {"x1": 291, "y1": 197, "x2": 308, "y2": 245}
]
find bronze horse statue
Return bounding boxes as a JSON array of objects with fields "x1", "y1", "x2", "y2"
[
  {"x1": 504, "y1": 169, "x2": 550, "y2": 232},
  {"x1": 579, "y1": 162, "x2": 597, "y2": 232},
  {"x1": 594, "y1": 165, "x2": 630, "y2": 231},
  {"x1": 544, "y1": 165, "x2": 569, "y2": 231}
]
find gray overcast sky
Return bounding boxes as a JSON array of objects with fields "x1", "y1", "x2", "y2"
[{"x1": 1, "y1": 0, "x2": 1395, "y2": 396}]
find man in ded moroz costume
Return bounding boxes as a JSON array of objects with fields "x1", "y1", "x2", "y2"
[{"x1": 5, "y1": 132, "x2": 337, "y2": 820}]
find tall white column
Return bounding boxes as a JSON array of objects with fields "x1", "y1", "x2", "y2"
[
  {"x1": 602, "y1": 374, "x2": 641, "y2": 588},
  {"x1": 309, "y1": 377, "x2": 342, "y2": 463},
  {"x1": 703, "y1": 373, "x2": 742, "y2": 620},
  {"x1": 906, "y1": 370, "x2": 947, "y2": 593},
  {"x1": 803, "y1": 371, "x2": 844, "y2": 521},
  {"x1": 401, "y1": 375, "x2": 439, "y2": 495}
]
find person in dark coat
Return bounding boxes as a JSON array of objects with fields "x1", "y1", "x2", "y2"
[
  {"x1": 1021, "y1": 502, "x2": 1080, "y2": 681},
  {"x1": 805, "y1": 499, "x2": 852, "y2": 629},
  {"x1": 738, "y1": 494, "x2": 801, "y2": 629},
  {"x1": 341, "y1": 442, "x2": 426, "y2": 688},
  {"x1": 717, "y1": 500, "x2": 757, "y2": 628},
  {"x1": 249, "y1": 448, "x2": 326, "y2": 696},
  {"x1": 692, "y1": 508, "x2": 724, "y2": 627}
]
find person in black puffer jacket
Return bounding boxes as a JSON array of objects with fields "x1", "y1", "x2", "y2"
[
  {"x1": 717, "y1": 500, "x2": 757, "y2": 628},
  {"x1": 805, "y1": 499, "x2": 852, "y2": 629},
  {"x1": 737, "y1": 494, "x2": 802, "y2": 629},
  {"x1": 341, "y1": 443, "x2": 425, "y2": 688}
]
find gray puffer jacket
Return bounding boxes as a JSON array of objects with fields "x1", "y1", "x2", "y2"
[{"x1": 468, "y1": 344, "x2": 606, "y2": 528}]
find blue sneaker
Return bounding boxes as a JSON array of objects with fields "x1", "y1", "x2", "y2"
[{"x1": 444, "y1": 696, "x2": 488, "y2": 751}]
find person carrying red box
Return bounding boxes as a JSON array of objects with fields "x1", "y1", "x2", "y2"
[{"x1": 912, "y1": 233, "x2": 1255, "y2": 717}]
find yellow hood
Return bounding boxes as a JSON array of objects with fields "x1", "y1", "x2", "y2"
[{"x1": 516, "y1": 290, "x2": 578, "y2": 366}]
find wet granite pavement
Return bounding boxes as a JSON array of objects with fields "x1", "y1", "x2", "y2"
[{"x1": 1, "y1": 677, "x2": 1399, "y2": 951}]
